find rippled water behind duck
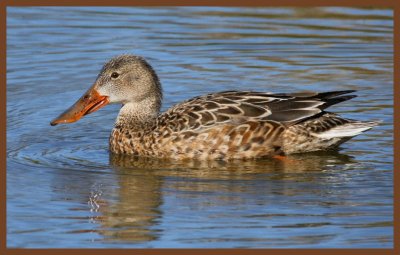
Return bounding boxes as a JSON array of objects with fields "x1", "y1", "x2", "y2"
[{"x1": 7, "y1": 7, "x2": 393, "y2": 248}]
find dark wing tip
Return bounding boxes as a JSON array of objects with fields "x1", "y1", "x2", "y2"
[
  {"x1": 321, "y1": 93, "x2": 357, "y2": 109},
  {"x1": 315, "y1": 90, "x2": 357, "y2": 99}
]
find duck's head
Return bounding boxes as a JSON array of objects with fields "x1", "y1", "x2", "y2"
[{"x1": 50, "y1": 54, "x2": 162, "y2": 126}]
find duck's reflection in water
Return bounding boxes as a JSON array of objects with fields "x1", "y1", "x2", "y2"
[{"x1": 92, "y1": 151, "x2": 354, "y2": 243}]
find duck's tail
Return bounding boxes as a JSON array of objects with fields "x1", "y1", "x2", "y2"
[
  {"x1": 313, "y1": 120, "x2": 380, "y2": 139},
  {"x1": 282, "y1": 114, "x2": 380, "y2": 154}
]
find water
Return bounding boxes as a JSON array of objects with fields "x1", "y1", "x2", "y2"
[{"x1": 6, "y1": 7, "x2": 393, "y2": 248}]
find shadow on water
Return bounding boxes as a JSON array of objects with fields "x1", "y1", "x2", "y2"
[
  {"x1": 110, "y1": 150, "x2": 355, "y2": 175},
  {"x1": 91, "y1": 151, "x2": 355, "y2": 243}
]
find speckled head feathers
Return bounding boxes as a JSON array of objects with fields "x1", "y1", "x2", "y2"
[{"x1": 95, "y1": 54, "x2": 163, "y2": 109}]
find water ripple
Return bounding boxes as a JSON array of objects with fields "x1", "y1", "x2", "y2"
[{"x1": 7, "y1": 6, "x2": 393, "y2": 248}]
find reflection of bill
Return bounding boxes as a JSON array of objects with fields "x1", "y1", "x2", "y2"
[{"x1": 88, "y1": 151, "x2": 353, "y2": 243}]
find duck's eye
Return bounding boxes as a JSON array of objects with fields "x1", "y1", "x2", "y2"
[{"x1": 111, "y1": 72, "x2": 119, "y2": 79}]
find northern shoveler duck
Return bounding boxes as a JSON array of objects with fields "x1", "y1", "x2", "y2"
[{"x1": 50, "y1": 54, "x2": 378, "y2": 160}]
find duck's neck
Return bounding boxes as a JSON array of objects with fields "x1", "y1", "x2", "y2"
[{"x1": 115, "y1": 97, "x2": 160, "y2": 132}]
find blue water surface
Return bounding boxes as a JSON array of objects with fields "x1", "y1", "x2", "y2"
[{"x1": 7, "y1": 7, "x2": 393, "y2": 248}]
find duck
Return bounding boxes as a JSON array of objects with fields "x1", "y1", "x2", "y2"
[{"x1": 50, "y1": 54, "x2": 378, "y2": 160}]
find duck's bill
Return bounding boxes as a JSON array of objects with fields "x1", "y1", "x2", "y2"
[{"x1": 50, "y1": 88, "x2": 109, "y2": 126}]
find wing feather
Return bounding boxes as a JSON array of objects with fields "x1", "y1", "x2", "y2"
[{"x1": 157, "y1": 90, "x2": 357, "y2": 132}]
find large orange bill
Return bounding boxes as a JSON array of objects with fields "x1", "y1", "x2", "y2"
[{"x1": 50, "y1": 87, "x2": 109, "y2": 126}]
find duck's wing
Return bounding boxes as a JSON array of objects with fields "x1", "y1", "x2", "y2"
[
  {"x1": 157, "y1": 90, "x2": 357, "y2": 132},
  {"x1": 255, "y1": 90, "x2": 357, "y2": 124}
]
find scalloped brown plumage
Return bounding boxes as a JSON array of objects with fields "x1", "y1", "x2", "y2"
[{"x1": 50, "y1": 55, "x2": 379, "y2": 160}]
